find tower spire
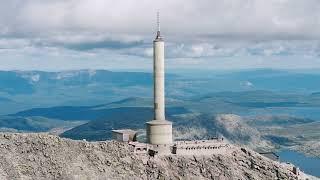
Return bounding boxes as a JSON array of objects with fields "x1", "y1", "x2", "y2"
[
  {"x1": 156, "y1": 11, "x2": 161, "y2": 38},
  {"x1": 157, "y1": 11, "x2": 160, "y2": 32}
]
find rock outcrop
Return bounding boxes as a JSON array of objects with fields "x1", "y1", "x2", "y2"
[{"x1": 0, "y1": 133, "x2": 315, "y2": 180}]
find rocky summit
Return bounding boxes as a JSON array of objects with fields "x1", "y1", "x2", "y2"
[{"x1": 0, "y1": 133, "x2": 315, "y2": 180}]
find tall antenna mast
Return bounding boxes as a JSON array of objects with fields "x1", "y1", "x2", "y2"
[
  {"x1": 156, "y1": 11, "x2": 161, "y2": 38},
  {"x1": 157, "y1": 11, "x2": 160, "y2": 32}
]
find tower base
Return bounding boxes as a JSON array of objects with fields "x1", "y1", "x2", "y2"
[{"x1": 146, "y1": 120, "x2": 172, "y2": 145}]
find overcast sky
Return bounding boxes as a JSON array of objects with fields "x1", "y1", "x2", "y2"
[{"x1": 0, "y1": 0, "x2": 320, "y2": 71}]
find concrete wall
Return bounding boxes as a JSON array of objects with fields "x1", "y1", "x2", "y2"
[
  {"x1": 112, "y1": 131, "x2": 135, "y2": 142},
  {"x1": 153, "y1": 39, "x2": 165, "y2": 121},
  {"x1": 173, "y1": 140, "x2": 230, "y2": 155},
  {"x1": 146, "y1": 120, "x2": 172, "y2": 145}
]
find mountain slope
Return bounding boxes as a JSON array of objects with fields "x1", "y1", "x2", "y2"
[
  {"x1": 12, "y1": 106, "x2": 105, "y2": 121},
  {"x1": 0, "y1": 116, "x2": 85, "y2": 132},
  {"x1": 0, "y1": 133, "x2": 315, "y2": 180},
  {"x1": 61, "y1": 107, "x2": 190, "y2": 141},
  {"x1": 61, "y1": 110, "x2": 272, "y2": 151}
]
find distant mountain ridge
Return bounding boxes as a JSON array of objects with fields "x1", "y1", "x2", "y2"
[
  {"x1": 1, "y1": 68, "x2": 320, "y2": 97},
  {"x1": 0, "y1": 116, "x2": 85, "y2": 132},
  {"x1": 1, "y1": 69, "x2": 320, "y2": 115},
  {"x1": 0, "y1": 70, "x2": 155, "y2": 95},
  {"x1": 15, "y1": 69, "x2": 153, "y2": 86},
  {"x1": 0, "y1": 71, "x2": 35, "y2": 94},
  {"x1": 0, "y1": 69, "x2": 158, "y2": 115}
]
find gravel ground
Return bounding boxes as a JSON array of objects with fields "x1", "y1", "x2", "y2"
[{"x1": 0, "y1": 133, "x2": 316, "y2": 180}]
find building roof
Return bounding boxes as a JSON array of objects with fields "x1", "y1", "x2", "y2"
[{"x1": 111, "y1": 129, "x2": 136, "y2": 134}]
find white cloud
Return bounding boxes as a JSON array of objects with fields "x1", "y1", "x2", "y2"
[
  {"x1": 1, "y1": 0, "x2": 319, "y2": 39},
  {"x1": 0, "y1": 0, "x2": 320, "y2": 70}
]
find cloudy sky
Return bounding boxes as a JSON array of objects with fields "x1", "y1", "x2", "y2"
[{"x1": 0, "y1": 0, "x2": 320, "y2": 71}]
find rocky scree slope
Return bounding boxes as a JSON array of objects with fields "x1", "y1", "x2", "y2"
[{"x1": 0, "y1": 133, "x2": 312, "y2": 180}]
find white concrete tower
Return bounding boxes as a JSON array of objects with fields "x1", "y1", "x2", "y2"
[{"x1": 146, "y1": 12, "x2": 173, "y2": 145}]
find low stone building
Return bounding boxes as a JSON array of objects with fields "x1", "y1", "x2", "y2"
[{"x1": 112, "y1": 129, "x2": 137, "y2": 142}]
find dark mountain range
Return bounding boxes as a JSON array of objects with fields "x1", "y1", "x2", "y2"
[
  {"x1": 0, "y1": 116, "x2": 84, "y2": 132},
  {"x1": 12, "y1": 105, "x2": 105, "y2": 121},
  {"x1": 10, "y1": 96, "x2": 185, "y2": 120}
]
